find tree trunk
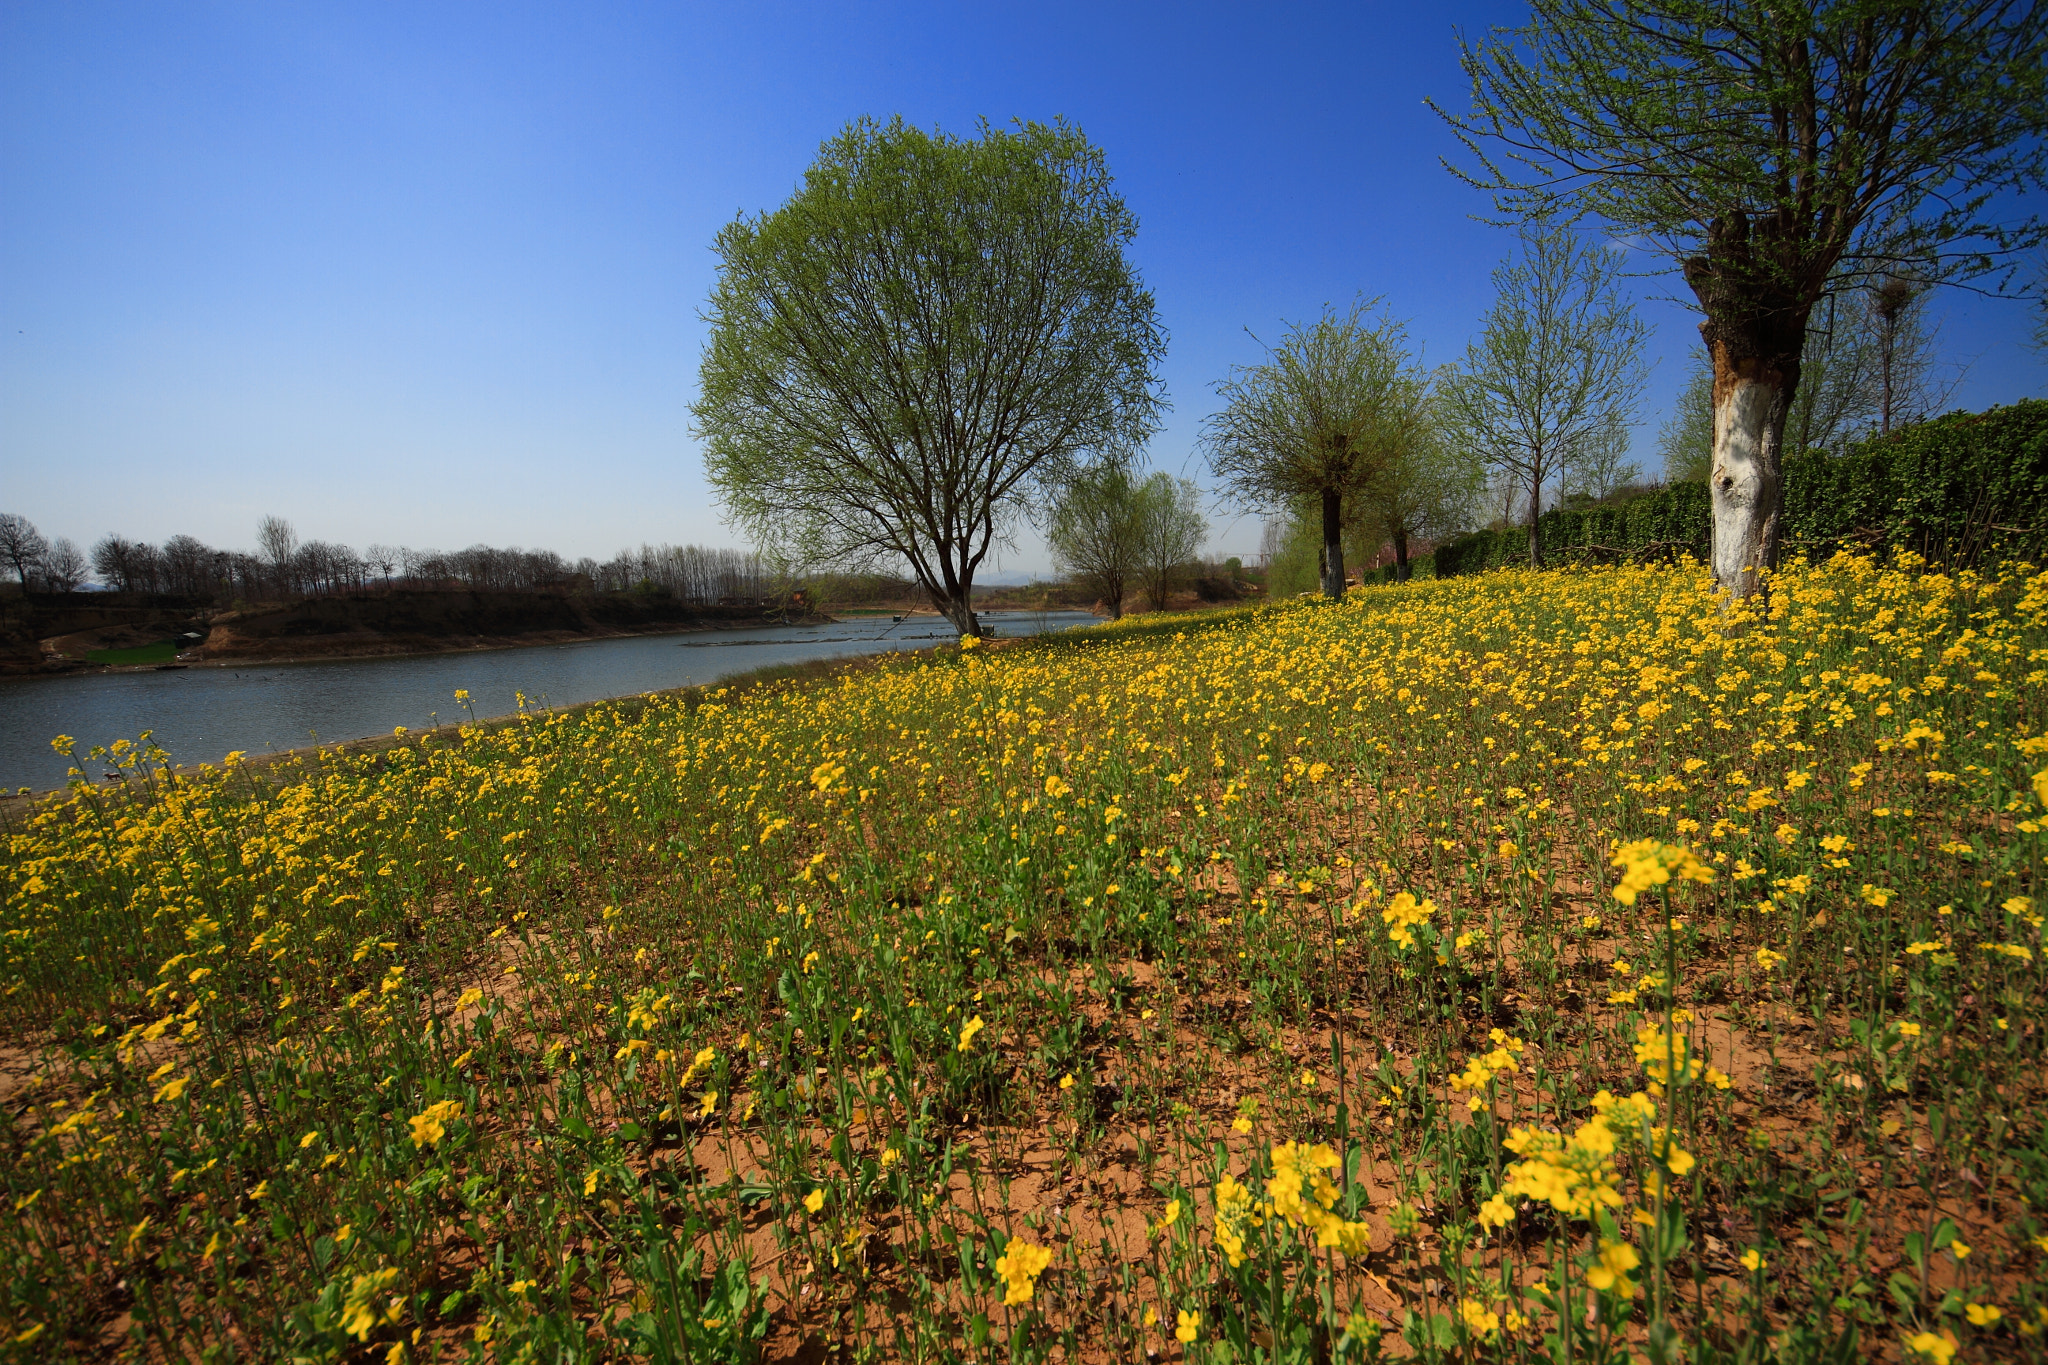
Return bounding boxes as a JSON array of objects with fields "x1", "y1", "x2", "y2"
[
  {"x1": 930, "y1": 587, "x2": 980, "y2": 638},
  {"x1": 1392, "y1": 526, "x2": 1410, "y2": 581},
  {"x1": 1527, "y1": 475, "x2": 1543, "y2": 568},
  {"x1": 1685, "y1": 214, "x2": 1808, "y2": 602},
  {"x1": 1320, "y1": 488, "x2": 1346, "y2": 599},
  {"x1": 1703, "y1": 341, "x2": 1795, "y2": 600}
]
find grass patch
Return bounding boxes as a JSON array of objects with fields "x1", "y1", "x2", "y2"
[
  {"x1": 82, "y1": 640, "x2": 179, "y2": 665},
  {"x1": 4, "y1": 555, "x2": 2045, "y2": 1362}
]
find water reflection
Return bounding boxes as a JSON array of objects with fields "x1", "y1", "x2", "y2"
[{"x1": 0, "y1": 610, "x2": 1100, "y2": 791}]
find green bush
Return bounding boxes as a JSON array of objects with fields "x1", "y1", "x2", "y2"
[{"x1": 1435, "y1": 398, "x2": 2048, "y2": 576}]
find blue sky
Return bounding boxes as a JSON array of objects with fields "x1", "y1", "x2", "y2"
[{"x1": 4, "y1": 2, "x2": 2043, "y2": 574}]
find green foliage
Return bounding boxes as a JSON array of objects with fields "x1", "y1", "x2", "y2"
[
  {"x1": 1262, "y1": 511, "x2": 1324, "y2": 598},
  {"x1": 1433, "y1": 1, "x2": 2048, "y2": 302},
  {"x1": 1204, "y1": 300, "x2": 1429, "y2": 597},
  {"x1": 1135, "y1": 473, "x2": 1207, "y2": 610},
  {"x1": 1657, "y1": 355, "x2": 1715, "y2": 486},
  {"x1": 83, "y1": 641, "x2": 177, "y2": 666},
  {"x1": 1438, "y1": 226, "x2": 1647, "y2": 567},
  {"x1": 693, "y1": 115, "x2": 1165, "y2": 635},
  {"x1": 1046, "y1": 464, "x2": 1145, "y2": 618},
  {"x1": 1438, "y1": 399, "x2": 2048, "y2": 576}
]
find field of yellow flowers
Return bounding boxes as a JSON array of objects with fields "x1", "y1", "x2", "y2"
[{"x1": 2, "y1": 551, "x2": 2045, "y2": 1365}]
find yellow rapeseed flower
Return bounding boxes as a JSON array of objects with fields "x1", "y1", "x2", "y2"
[
  {"x1": 993, "y1": 1238, "x2": 1052, "y2": 1305},
  {"x1": 408, "y1": 1099, "x2": 464, "y2": 1149}
]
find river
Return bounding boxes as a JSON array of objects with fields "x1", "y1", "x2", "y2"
[{"x1": 0, "y1": 609, "x2": 1101, "y2": 792}]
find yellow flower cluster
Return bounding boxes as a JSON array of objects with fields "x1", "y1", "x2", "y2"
[
  {"x1": 1609, "y1": 839, "x2": 1714, "y2": 906},
  {"x1": 1450, "y1": 1028, "x2": 1525, "y2": 1092},
  {"x1": 1264, "y1": 1141, "x2": 1373, "y2": 1255},
  {"x1": 407, "y1": 1099, "x2": 463, "y2": 1149},
  {"x1": 4, "y1": 549, "x2": 2042, "y2": 1356},
  {"x1": 1380, "y1": 891, "x2": 1434, "y2": 951},
  {"x1": 1498, "y1": 1093, "x2": 1644, "y2": 1220},
  {"x1": 993, "y1": 1238, "x2": 1052, "y2": 1306},
  {"x1": 1632, "y1": 1024, "x2": 1729, "y2": 1092},
  {"x1": 1211, "y1": 1173, "x2": 1262, "y2": 1267}
]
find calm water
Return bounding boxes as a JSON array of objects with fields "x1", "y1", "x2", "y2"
[{"x1": 0, "y1": 610, "x2": 1100, "y2": 791}]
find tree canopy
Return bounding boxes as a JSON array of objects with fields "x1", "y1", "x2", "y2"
[
  {"x1": 1045, "y1": 463, "x2": 1145, "y2": 620},
  {"x1": 693, "y1": 117, "x2": 1166, "y2": 637},
  {"x1": 1134, "y1": 474, "x2": 1207, "y2": 611},
  {"x1": 1203, "y1": 301, "x2": 1426, "y2": 599}
]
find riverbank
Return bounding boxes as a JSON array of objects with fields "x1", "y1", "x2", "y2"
[
  {"x1": 0, "y1": 629, "x2": 972, "y2": 813},
  {"x1": 2, "y1": 587, "x2": 832, "y2": 677},
  {"x1": 0, "y1": 608, "x2": 1107, "y2": 800}
]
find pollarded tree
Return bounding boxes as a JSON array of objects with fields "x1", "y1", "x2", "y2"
[
  {"x1": 1435, "y1": 0, "x2": 2048, "y2": 598},
  {"x1": 1203, "y1": 300, "x2": 1424, "y2": 599},
  {"x1": 1046, "y1": 463, "x2": 1145, "y2": 619},
  {"x1": 694, "y1": 117, "x2": 1167, "y2": 637},
  {"x1": 1440, "y1": 227, "x2": 1648, "y2": 567}
]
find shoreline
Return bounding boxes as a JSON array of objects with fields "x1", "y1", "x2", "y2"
[
  {"x1": 0, "y1": 630, "x2": 1000, "y2": 815},
  {"x1": 6, "y1": 613, "x2": 845, "y2": 681},
  {"x1": 0, "y1": 612, "x2": 1114, "y2": 812},
  {"x1": 10, "y1": 604, "x2": 1105, "y2": 680}
]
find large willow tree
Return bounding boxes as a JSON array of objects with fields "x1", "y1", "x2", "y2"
[
  {"x1": 1434, "y1": 1, "x2": 2047, "y2": 600},
  {"x1": 693, "y1": 117, "x2": 1166, "y2": 636}
]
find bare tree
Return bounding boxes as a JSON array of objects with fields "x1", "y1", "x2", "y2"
[
  {"x1": 0, "y1": 513, "x2": 48, "y2": 589},
  {"x1": 91, "y1": 535, "x2": 156, "y2": 593},
  {"x1": 1783, "y1": 292, "x2": 1882, "y2": 455},
  {"x1": 1563, "y1": 411, "x2": 1642, "y2": 502},
  {"x1": 1204, "y1": 299, "x2": 1425, "y2": 598},
  {"x1": 365, "y1": 545, "x2": 400, "y2": 585},
  {"x1": 160, "y1": 535, "x2": 221, "y2": 598},
  {"x1": 40, "y1": 539, "x2": 88, "y2": 592},
  {"x1": 257, "y1": 516, "x2": 299, "y2": 597},
  {"x1": 1864, "y1": 277, "x2": 1964, "y2": 435},
  {"x1": 1440, "y1": 227, "x2": 1647, "y2": 566}
]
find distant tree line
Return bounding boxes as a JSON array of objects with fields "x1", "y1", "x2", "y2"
[{"x1": 0, "y1": 513, "x2": 774, "y2": 606}]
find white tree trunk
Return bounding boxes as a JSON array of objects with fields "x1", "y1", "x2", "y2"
[{"x1": 1708, "y1": 347, "x2": 1789, "y2": 601}]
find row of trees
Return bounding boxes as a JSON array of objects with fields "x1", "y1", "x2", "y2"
[
  {"x1": 0, "y1": 514, "x2": 89, "y2": 593},
  {"x1": 1201, "y1": 222, "x2": 1654, "y2": 583},
  {"x1": 0, "y1": 512, "x2": 774, "y2": 606},
  {"x1": 692, "y1": 2, "x2": 2044, "y2": 619},
  {"x1": 1044, "y1": 467, "x2": 1206, "y2": 618}
]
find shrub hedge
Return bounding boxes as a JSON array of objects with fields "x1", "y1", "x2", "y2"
[{"x1": 1431, "y1": 398, "x2": 2048, "y2": 577}]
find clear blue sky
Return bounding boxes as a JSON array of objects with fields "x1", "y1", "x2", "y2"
[{"x1": 4, "y1": 2, "x2": 2043, "y2": 573}]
